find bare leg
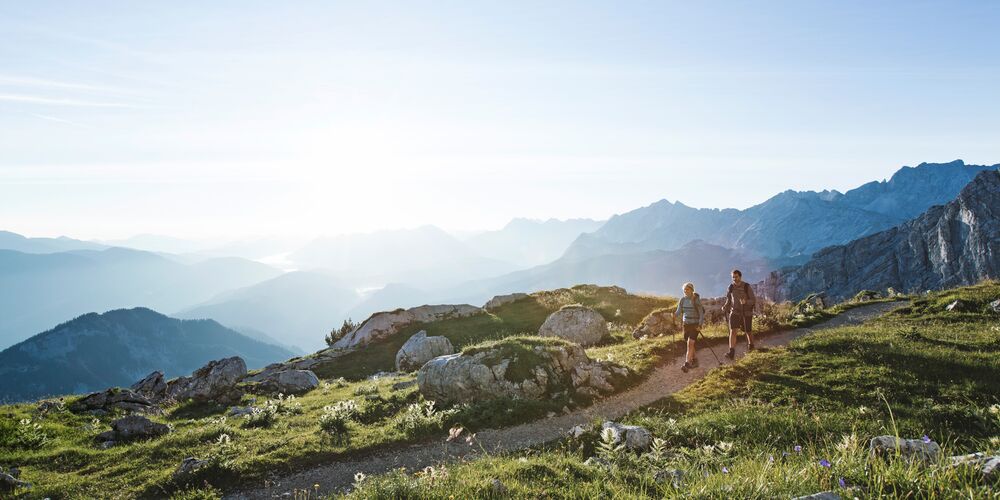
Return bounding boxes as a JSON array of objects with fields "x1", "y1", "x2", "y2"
[
  {"x1": 728, "y1": 327, "x2": 738, "y2": 350},
  {"x1": 686, "y1": 338, "x2": 696, "y2": 363}
]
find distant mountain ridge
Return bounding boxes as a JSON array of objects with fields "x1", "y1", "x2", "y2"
[
  {"x1": 0, "y1": 307, "x2": 294, "y2": 403},
  {"x1": 465, "y1": 218, "x2": 604, "y2": 268},
  {"x1": 565, "y1": 160, "x2": 998, "y2": 260},
  {"x1": 759, "y1": 169, "x2": 1000, "y2": 302},
  {"x1": 0, "y1": 230, "x2": 106, "y2": 254}
]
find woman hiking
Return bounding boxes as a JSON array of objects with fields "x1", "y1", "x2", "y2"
[
  {"x1": 672, "y1": 282, "x2": 704, "y2": 373},
  {"x1": 723, "y1": 269, "x2": 756, "y2": 359}
]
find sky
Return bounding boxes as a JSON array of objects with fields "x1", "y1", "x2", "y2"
[{"x1": 2, "y1": 1, "x2": 999, "y2": 240}]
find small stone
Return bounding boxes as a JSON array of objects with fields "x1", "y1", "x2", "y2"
[
  {"x1": 568, "y1": 425, "x2": 587, "y2": 439},
  {"x1": 546, "y1": 412, "x2": 556, "y2": 418},
  {"x1": 869, "y1": 435, "x2": 940, "y2": 462},
  {"x1": 792, "y1": 492, "x2": 840, "y2": 500},
  {"x1": 490, "y1": 478, "x2": 508, "y2": 494},
  {"x1": 562, "y1": 406, "x2": 571, "y2": 414},
  {"x1": 173, "y1": 457, "x2": 210, "y2": 479},
  {"x1": 229, "y1": 406, "x2": 257, "y2": 417},
  {"x1": 653, "y1": 468, "x2": 684, "y2": 487},
  {"x1": 601, "y1": 421, "x2": 653, "y2": 451}
]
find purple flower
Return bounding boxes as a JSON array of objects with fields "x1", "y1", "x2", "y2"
[
  {"x1": 819, "y1": 459, "x2": 831, "y2": 468},
  {"x1": 922, "y1": 435, "x2": 931, "y2": 444},
  {"x1": 722, "y1": 466, "x2": 730, "y2": 474},
  {"x1": 794, "y1": 445, "x2": 802, "y2": 453},
  {"x1": 839, "y1": 477, "x2": 847, "y2": 488},
  {"x1": 768, "y1": 455, "x2": 775, "y2": 464}
]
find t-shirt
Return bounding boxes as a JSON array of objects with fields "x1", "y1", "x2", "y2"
[
  {"x1": 674, "y1": 294, "x2": 704, "y2": 324},
  {"x1": 724, "y1": 281, "x2": 756, "y2": 316}
]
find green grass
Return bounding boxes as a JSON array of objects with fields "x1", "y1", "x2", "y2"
[
  {"x1": 313, "y1": 285, "x2": 674, "y2": 380},
  {"x1": 346, "y1": 282, "x2": 1000, "y2": 499}
]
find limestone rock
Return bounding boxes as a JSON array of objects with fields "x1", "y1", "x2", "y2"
[
  {"x1": 417, "y1": 340, "x2": 628, "y2": 404},
  {"x1": 167, "y1": 356, "x2": 247, "y2": 403},
  {"x1": 95, "y1": 415, "x2": 170, "y2": 444},
  {"x1": 0, "y1": 466, "x2": 30, "y2": 493},
  {"x1": 69, "y1": 388, "x2": 160, "y2": 415},
  {"x1": 869, "y1": 435, "x2": 941, "y2": 462},
  {"x1": 35, "y1": 399, "x2": 64, "y2": 415},
  {"x1": 568, "y1": 425, "x2": 588, "y2": 439},
  {"x1": 484, "y1": 293, "x2": 529, "y2": 311},
  {"x1": 945, "y1": 300, "x2": 974, "y2": 312},
  {"x1": 631, "y1": 309, "x2": 680, "y2": 339},
  {"x1": 792, "y1": 493, "x2": 840, "y2": 500},
  {"x1": 601, "y1": 421, "x2": 652, "y2": 451},
  {"x1": 989, "y1": 299, "x2": 1000, "y2": 314},
  {"x1": 395, "y1": 331, "x2": 455, "y2": 372},
  {"x1": 229, "y1": 406, "x2": 257, "y2": 417},
  {"x1": 949, "y1": 452, "x2": 1000, "y2": 481},
  {"x1": 130, "y1": 371, "x2": 168, "y2": 400},
  {"x1": 490, "y1": 478, "x2": 507, "y2": 494},
  {"x1": 174, "y1": 457, "x2": 210, "y2": 480},
  {"x1": 244, "y1": 369, "x2": 319, "y2": 394},
  {"x1": 759, "y1": 170, "x2": 1000, "y2": 302},
  {"x1": 333, "y1": 304, "x2": 483, "y2": 349},
  {"x1": 653, "y1": 468, "x2": 684, "y2": 487},
  {"x1": 537, "y1": 305, "x2": 609, "y2": 346}
]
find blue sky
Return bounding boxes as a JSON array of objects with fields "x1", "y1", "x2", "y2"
[{"x1": 1, "y1": 1, "x2": 998, "y2": 239}]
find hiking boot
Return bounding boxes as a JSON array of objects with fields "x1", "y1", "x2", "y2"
[
  {"x1": 748, "y1": 343, "x2": 756, "y2": 352},
  {"x1": 725, "y1": 348, "x2": 735, "y2": 360},
  {"x1": 681, "y1": 362, "x2": 691, "y2": 373}
]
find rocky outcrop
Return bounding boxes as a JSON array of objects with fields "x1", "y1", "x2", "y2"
[
  {"x1": 243, "y1": 369, "x2": 319, "y2": 394},
  {"x1": 949, "y1": 452, "x2": 1000, "y2": 481},
  {"x1": 417, "y1": 339, "x2": 628, "y2": 404},
  {"x1": 69, "y1": 388, "x2": 160, "y2": 415},
  {"x1": 601, "y1": 421, "x2": 652, "y2": 450},
  {"x1": 333, "y1": 304, "x2": 483, "y2": 350},
  {"x1": 96, "y1": 415, "x2": 170, "y2": 447},
  {"x1": 130, "y1": 371, "x2": 168, "y2": 400},
  {"x1": 0, "y1": 467, "x2": 30, "y2": 493},
  {"x1": 631, "y1": 309, "x2": 680, "y2": 338},
  {"x1": 395, "y1": 331, "x2": 454, "y2": 371},
  {"x1": 537, "y1": 306, "x2": 609, "y2": 346},
  {"x1": 166, "y1": 356, "x2": 247, "y2": 404},
  {"x1": 173, "y1": 457, "x2": 210, "y2": 480},
  {"x1": 483, "y1": 293, "x2": 529, "y2": 311},
  {"x1": 869, "y1": 435, "x2": 941, "y2": 462},
  {"x1": 760, "y1": 170, "x2": 1000, "y2": 302}
]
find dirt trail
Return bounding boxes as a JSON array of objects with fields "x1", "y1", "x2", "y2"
[{"x1": 226, "y1": 301, "x2": 903, "y2": 499}]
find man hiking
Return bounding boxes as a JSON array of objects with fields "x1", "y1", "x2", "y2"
[
  {"x1": 723, "y1": 269, "x2": 756, "y2": 359},
  {"x1": 672, "y1": 282, "x2": 704, "y2": 373}
]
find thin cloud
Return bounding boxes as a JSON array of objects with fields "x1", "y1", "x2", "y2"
[
  {"x1": 29, "y1": 113, "x2": 90, "y2": 128},
  {"x1": 0, "y1": 75, "x2": 131, "y2": 94},
  {"x1": 0, "y1": 93, "x2": 142, "y2": 108}
]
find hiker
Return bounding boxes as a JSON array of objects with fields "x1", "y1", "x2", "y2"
[
  {"x1": 723, "y1": 269, "x2": 756, "y2": 359},
  {"x1": 672, "y1": 282, "x2": 704, "y2": 373}
]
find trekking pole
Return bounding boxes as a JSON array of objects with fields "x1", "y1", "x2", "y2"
[{"x1": 698, "y1": 328, "x2": 723, "y2": 366}]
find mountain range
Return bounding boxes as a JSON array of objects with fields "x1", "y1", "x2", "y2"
[
  {"x1": 0, "y1": 307, "x2": 294, "y2": 403},
  {"x1": 760, "y1": 169, "x2": 1000, "y2": 302}
]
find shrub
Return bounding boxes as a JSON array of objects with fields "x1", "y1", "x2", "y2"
[
  {"x1": 357, "y1": 394, "x2": 410, "y2": 424},
  {"x1": 319, "y1": 400, "x2": 358, "y2": 441},
  {"x1": 326, "y1": 318, "x2": 359, "y2": 347},
  {"x1": 273, "y1": 393, "x2": 303, "y2": 415},
  {"x1": 241, "y1": 402, "x2": 279, "y2": 429},
  {"x1": 394, "y1": 401, "x2": 457, "y2": 438},
  {"x1": 353, "y1": 384, "x2": 380, "y2": 396}
]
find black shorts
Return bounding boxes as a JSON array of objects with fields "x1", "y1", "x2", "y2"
[
  {"x1": 683, "y1": 323, "x2": 700, "y2": 341},
  {"x1": 728, "y1": 313, "x2": 753, "y2": 333}
]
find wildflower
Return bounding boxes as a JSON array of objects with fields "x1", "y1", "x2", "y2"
[
  {"x1": 353, "y1": 472, "x2": 367, "y2": 485},
  {"x1": 989, "y1": 404, "x2": 1000, "y2": 415},
  {"x1": 768, "y1": 455, "x2": 774, "y2": 464},
  {"x1": 721, "y1": 466, "x2": 730, "y2": 474},
  {"x1": 819, "y1": 459, "x2": 831, "y2": 468},
  {"x1": 922, "y1": 435, "x2": 931, "y2": 444},
  {"x1": 447, "y1": 426, "x2": 464, "y2": 442},
  {"x1": 794, "y1": 445, "x2": 802, "y2": 453},
  {"x1": 717, "y1": 441, "x2": 734, "y2": 452},
  {"x1": 839, "y1": 477, "x2": 847, "y2": 488}
]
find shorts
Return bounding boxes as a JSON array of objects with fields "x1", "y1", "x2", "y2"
[
  {"x1": 683, "y1": 323, "x2": 700, "y2": 341},
  {"x1": 728, "y1": 313, "x2": 753, "y2": 333}
]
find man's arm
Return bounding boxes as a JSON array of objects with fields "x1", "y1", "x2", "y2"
[{"x1": 722, "y1": 286, "x2": 733, "y2": 314}]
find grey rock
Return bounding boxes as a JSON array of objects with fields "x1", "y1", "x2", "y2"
[
  {"x1": 583, "y1": 456, "x2": 611, "y2": 469},
  {"x1": 483, "y1": 293, "x2": 529, "y2": 311},
  {"x1": 245, "y1": 369, "x2": 319, "y2": 394},
  {"x1": 229, "y1": 406, "x2": 258, "y2": 417},
  {"x1": 333, "y1": 304, "x2": 483, "y2": 349},
  {"x1": 490, "y1": 478, "x2": 508, "y2": 494},
  {"x1": 395, "y1": 331, "x2": 455, "y2": 372},
  {"x1": 35, "y1": 399, "x2": 64, "y2": 415},
  {"x1": 869, "y1": 435, "x2": 941, "y2": 462},
  {"x1": 792, "y1": 493, "x2": 840, "y2": 500},
  {"x1": 130, "y1": 371, "x2": 168, "y2": 400},
  {"x1": 69, "y1": 388, "x2": 160, "y2": 415},
  {"x1": 391, "y1": 380, "x2": 417, "y2": 391},
  {"x1": 945, "y1": 300, "x2": 973, "y2": 312},
  {"x1": 174, "y1": 457, "x2": 210, "y2": 479},
  {"x1": 760, "y1": 170, "x2": 1000, "y2": 302},
  {"x1": 99, "y1": 440, "x2": 117, "y2": 449},
  {"x1": 418, "y1": 341, "x2": 628, "y2": 404},
  {"x1": 167, "y1": 356, "x2": 247, "y2": 403},
  {"x1": 108, "y1": 415, "x2": 170, "y2": 441},
  {"x1": 0, "y1": 467, "x2": 31, "y2": 493},
  {"x1": 949, "y1": 452, "x2": 1000, "y2": 481},
  {"x1": 537, "y1": 305, "x2": 609, "y2": 346},
  {"x1": 631, "y1": 309, "x2": 679, "y2": 339},
  {"x1": 601, "y1": 421, "x2": 652, "y2": 451},
  {"x1": 990, "y1": 299, "x2": 1000, "y2": 314},
  {"x1": 568, "y1": 425, "x2": 588, "y2": 439},
  {"x1": 653, "y1": 468, "x2": 684, "y2": 487}
]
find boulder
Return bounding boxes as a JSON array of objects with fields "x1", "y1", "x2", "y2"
[
  {"x1": 246, "y1": 369, "x2": 319, "y2": 394},
  {"x1": 989, "y1": 299, "x2": 1000, "y2": 314},
  {"x1": 949, "y1": 452, "x2": 1000, "y2": 481},
  {"x1": 417, "y1": 339, "x2": 628, "y2": 404},
  {"x1": 869, "y1": 435, "x2": 941, "y2": 462},
  {"x1": 174, "y1": 457, "x2": 210, "y2": 480},
  {"x1": 792, "y1": 493, "x2": 840, "y2": 500},
  {"x1": 601, "y1": 421, "x2": 652, "y2": 451},
  {"x1": 483, "y1": 293, "x2": 529, "y2": 311},
  {"x1": 95, "y1": 415, "x2": 170, "y2": 444},
  {"x1": 130, "y1": 371, "x2": 168, "y2": 400},
  {"x1": 333, "y1": 304, "x2": 483, "y2": 350},
  {"x1": 69, "y1": 388, "x2": 160, "y2": 415},
  {"x1": 167, "y1": 357, "x2": 247, "y2": 403},
  {"x1": 0, "y1": 467, "x2": 30, "y2": 493},
  {"x1": 537, "y1": 305, "x2": 609, "y2": 346},
  {"x1": 631, "y1": 309, "x2": 680, "y2": 339},
  {"x1": 35, "y1": 399, "x2": 64, "y2": 415},
  {"x1": 945, "y1": 300, "x2": 974, "y2": 312},
  {"x1": 395, "y1": 331, "x2": 455, "y2": 371}
]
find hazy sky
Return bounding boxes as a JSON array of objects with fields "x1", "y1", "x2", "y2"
[{"x1": 2, "y1": 1, "x2": 998, "y2": 240}]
